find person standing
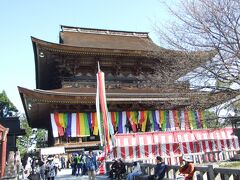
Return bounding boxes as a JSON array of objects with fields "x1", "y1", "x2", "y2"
[
  {"x1": 82, "y1": 152, "x2": 88, "y2": 175},
  {"x1": 60, "y1": 156, "x2": 65, "y2": 169},
  {"x1": 76, "y1": 153, "x2": 83, "y2": 176},
  {"x1": 53, "y1": 155, "x2": 60, "y2": 175},
  {"x1": 71, "y1": 154, "x2": 77, "y2": 175},
  {"x1": 45, "y1": 155, "x2": 57, "y2": 180},
  {"x1": 39, "y1": 159, "x2": 46, "y2": 180},
  {"x1": 24, "y1": 157, "x2": 32, "y2": 179},
  {"x1": 86, "y1": 150, "x2": 97, "y2": 180}
]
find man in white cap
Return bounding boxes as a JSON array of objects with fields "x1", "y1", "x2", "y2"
[{"x1": 177, "y1": 155, "x2": 194, "y2": 180}]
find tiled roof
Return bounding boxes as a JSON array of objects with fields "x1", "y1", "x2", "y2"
[{"x1": 60, "y1": 26, "x2": 160, "y2": 51}]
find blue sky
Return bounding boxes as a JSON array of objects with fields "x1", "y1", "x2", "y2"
[{"x1": 0, "y1": 0, "x2": 174, "y2": 113}]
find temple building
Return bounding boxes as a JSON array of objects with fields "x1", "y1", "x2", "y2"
[{"x1": 18, "y1": 25, "x2": 239, "y2": 155}]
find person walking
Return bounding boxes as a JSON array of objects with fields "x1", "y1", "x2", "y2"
[
  {"x1": 45, "y1": 155, "x2": 57, "y2": 180},
  {"x1": 86, "y1": 150, "x2": 97, "y2": 180}
]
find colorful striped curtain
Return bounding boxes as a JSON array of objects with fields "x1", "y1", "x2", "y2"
[
  {"x1": 110, "y1": 112, "x2": 117, "y2": 130},
  {"x1": 139, "y1": 111, "x2": 148, "y2": 132},
  {"x1": 50, "y1": 113, "x2": 59, "y2": 137},
  {"x1": 179, "y1": 111, "x2": 185, "y2": 130},
  {"x1": 71, "y1": 113, "x2": 77, "y2": 137},
  {"x1": 53, "y1": 112, "x2": 64, "y2": 136},
  {"x1": 49, "y1": 110, "x2": 208, "y2": 136},
  {"x1": 173, "y1": 110, "x2": 180, "y2": 130},
  {"x1": 184, "y1": 111, "x2": 190, "y2": 130},
  {"x1": 66, "y1": 113, "x2": 72, "y2": 137},
  {"x1": 92, "y1": 112, "x2": 99, "y2": 135},
  {"x1": 160, "y1": 111, "x2": 167, "y2": 131},
  {"x1": 126, "y1": 111, "x2": 137, "y2": 132},
  {"x1": 117, "y1": 112, "x2": 123, "y2": 133},
  {"x1": 76, "y1": 113, "x2": 81, "y2": 137},
  {"x1": 152, "y1": 110, "x2": 160, "y2": 131}
]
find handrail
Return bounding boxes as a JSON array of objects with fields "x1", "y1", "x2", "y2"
[
  {"x1": 214, "y1": 167, "x2": 240, "y2": 175},
  {"x1": 106, "y1": 161, "x2": 240, "y2": 180}
]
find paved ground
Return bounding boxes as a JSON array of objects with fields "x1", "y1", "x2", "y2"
[
  {"x1": 21, "y1": 168, "x2": 109, "y2": 180},
  {"x1": 55, "y1": 168, "x2": 110, "y2": 180}
]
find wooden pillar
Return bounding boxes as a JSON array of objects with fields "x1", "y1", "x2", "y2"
[{"x1": 1, "y1": 128, "x2": 9, "y2": 177}]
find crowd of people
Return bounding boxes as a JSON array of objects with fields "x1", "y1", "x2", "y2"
[
  {"x1": 70, "y1": 150, "x2": 98, "y2": 179},
  {"x1": 108, "y1": 155, "x2": 194, "y2": 180},
  {"x1": 23, "y1": 154, "x2": 64, "y2": 180},
  {"x1": 23, "y1": 150, "x2": 101, "y2": 180},
  {"x1": 22, "y1": 151, "x2": 195, "y2": 180}
]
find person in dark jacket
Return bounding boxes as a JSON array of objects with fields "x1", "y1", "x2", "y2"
[
  {"x1": 149, "y1": 156, "x2": 166, "y2": 180},
  {"x1": 154, "y1": 156, "x2": 166, "y2": 180},
  {"x1": 108, "y1": 159, "x2": 119, "y2": 178},
  {"x1": 117, "y1": 158, "x2": 126, "y2": 179},
  {"x1": 71, "y1": 154, "x2": 77, "y2": 175},
  {"x1": 28, "y1": 163, "x2": 41, "y2": 180}
]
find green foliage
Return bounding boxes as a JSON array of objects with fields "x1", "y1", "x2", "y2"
[
  {"x1": 16, "y1": 115, "x2": 32, "y2": 157},
  {"x1": 0, "y1": 90, "x2": 18, "y2": 112},
  {"x1": 16, "y1": 115, "x2": 48, "y2": 158},
  {"x1": 204, "y1": 110, "x2": 221, "y2": 128},
  {"x1": 35, "y1": 129, "x2": 48, "y2": 148}
]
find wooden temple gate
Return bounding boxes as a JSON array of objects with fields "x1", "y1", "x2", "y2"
[{"x1": 18, "y1": 25, "x2": 240, "y2": 157}]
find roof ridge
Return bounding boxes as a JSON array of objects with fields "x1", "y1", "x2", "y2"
[{"x1": 60, "y1": 25, "x2": 149, "y2": 38}]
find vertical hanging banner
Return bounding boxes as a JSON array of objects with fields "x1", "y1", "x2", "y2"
[
  {"x1": 96, "y1": 63, "x2": 113, "y2": 155},
  {"x1": 96, "y1": 73, "x2": 104, "y2": 146}
]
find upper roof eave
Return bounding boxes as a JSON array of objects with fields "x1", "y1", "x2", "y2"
[
  {"x1": 31, "y1": 36, "x2": 158, "y2": 57},
  {"x1": 31, "y1": 36, "x2": 216, "y2": 59},
  {"x1": 18, "y1": 86, "x2": 239, "y2": 109}
]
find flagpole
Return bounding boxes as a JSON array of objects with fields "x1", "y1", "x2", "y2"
[{"x1": 98, "y1": 61, "x2": 100, "y2": 72}]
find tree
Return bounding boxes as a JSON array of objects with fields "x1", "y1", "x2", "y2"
[
  {"x1": 155, "y1": 0, "x2": 240, "y2": 92},
  {"x1": 35, "y1": 129, "x2": 48, "y2": 148},
  {"x1": 147, "y1": 0, "x2": 240, "y2": 124},
  {"x1": 0, "y1": 90, "x2": 18, "y2": 117},
  {"x1": 16, "y1": 115, "x2": 32, "y2": 157},
  {"x1": 16, "y1": 115, "x2": 48, "y2": 158}
]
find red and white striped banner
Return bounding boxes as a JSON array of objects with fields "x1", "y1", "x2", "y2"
[{"x1": 113, "y1": 128, "x2": 239, "y2": 164}]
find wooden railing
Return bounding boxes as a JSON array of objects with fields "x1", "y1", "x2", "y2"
[{"x1": 106, "y1": 161, "x2": 240, "y2": 180}]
